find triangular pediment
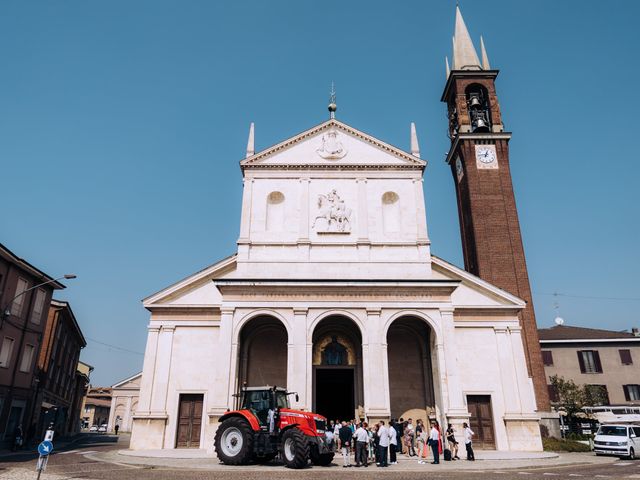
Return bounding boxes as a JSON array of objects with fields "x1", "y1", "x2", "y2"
[
  {"x1": 431, "y1": 255, "x2": 526, "y2": 309},
  {"x1": 112, "y1": 372, "x2": 142, "y2": 389},
  {"x1": 142, "y1": 254, "x2": 238, "y2": 309},
  {"x1": 241, "y1": 119, "x2": 426, "y2": 170}
]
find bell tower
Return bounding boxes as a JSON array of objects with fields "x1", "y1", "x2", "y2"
[{"x1": 441, "y1": 6, "x2": 550, "y2": 410}]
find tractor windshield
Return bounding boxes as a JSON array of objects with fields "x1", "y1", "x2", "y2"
[{"x1": 275, "y1": 391, "x2": 290, "y2": 409}]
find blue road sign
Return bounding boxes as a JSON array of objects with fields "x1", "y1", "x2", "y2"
[{"x1": 38, "y1": 440, "x2": 53, "y2": 456}]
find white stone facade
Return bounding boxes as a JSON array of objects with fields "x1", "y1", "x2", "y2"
[
  {"x1": 130, "y1": 119, "x2": 542, "y2": 452},
  {"x1": 108, "y1": 372, "x2": 141, "y2": 433}
]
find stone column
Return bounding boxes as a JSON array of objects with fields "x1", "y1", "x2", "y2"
[
  {"x1": 150, "y1": 325, "x2": 175, "y2": 414},
  {"x1": 413, "y1": 178, "x2": 429, "y2": 244},
  {"x1": 357, "y1": 178, "x2": 370, "y2": 262},
  {"x1": 125, "y1": 396, "x2": 133, "y2": 431},
  {"x1": 211, "y1": 307, "x2": 235, "y2": 414},
  {"x1": 508, "y1": 326, "x2": 537, "y2": 413},
  {"x1": 237, "y1": 178, "x2": 254, "y2": 266},
  {"x1": 288, "y1": 308, "x2": 308, "y2": 409},
  {"x1": 298, "y1": 179, "x2": 311, "y2": 261},
  {"x1": 363, "y1": 308, "x2": 389, "y2": 421},
  {"x1": 439, "y1": 309, "x2": 470, "y2": 434},
  {"x1": 495, "y1": 326, "x2": 521, "y2": 414},
  {"x1": 137, "y1": 326, "x2": 160, "y2": 414}
]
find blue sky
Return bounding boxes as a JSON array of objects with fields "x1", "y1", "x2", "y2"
[{"x1": 1, "y1": 1, "x2": 638, "y2": 386}]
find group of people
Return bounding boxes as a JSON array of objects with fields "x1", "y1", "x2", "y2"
[{"x1": 325, "y1": 418, "x2": 476, "y2": 467}]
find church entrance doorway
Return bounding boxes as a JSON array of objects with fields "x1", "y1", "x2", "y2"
[
  {"x1": 312, "y1": 315, "x2": 363, "y2": 422},
  {"x1": 314, "y1": 367, "x2": 354, "y2": 422}
]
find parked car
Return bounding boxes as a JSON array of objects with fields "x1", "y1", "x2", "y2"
[
  {"x1": 89, "y1": 425, "x2": 98, "y2": 432},
  {"x1": 98, "y1": 424, "x2": 107, "y2": 433},
  {"x1": 594, "y1": 424, "x2": 640, "y2": 459}
]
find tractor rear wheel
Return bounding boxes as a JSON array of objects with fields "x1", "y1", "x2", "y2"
[
  {"x1": 214, "y1": 417, "x2": 254, "y2": 465},
  {"x1": 280, "y1": 427, "x2": 309, "y2": 469}
]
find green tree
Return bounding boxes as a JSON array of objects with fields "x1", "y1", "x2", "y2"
[{"x1": 549, "y1": 375, "x2": 608, "y2": 420}]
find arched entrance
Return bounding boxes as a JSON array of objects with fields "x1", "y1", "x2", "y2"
[
  {"x1": 237, "y1": 315, "x2": 288, "y2": 392},
  {"x1": 312, "y1": 315, "x2": 363, "y2": 422},
  {"x1": 386, "y1": 316, "x2": 436, "y2": 421}
]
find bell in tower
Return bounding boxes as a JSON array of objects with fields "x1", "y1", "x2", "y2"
[{"x1": 466, "y1": 87, "x2": 491, "y2": 133}]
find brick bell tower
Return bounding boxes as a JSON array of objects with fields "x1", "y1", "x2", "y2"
[{"x1": 441, "y1": 6, "x2": 550, "y2": 411}]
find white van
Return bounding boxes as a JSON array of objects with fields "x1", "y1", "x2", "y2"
[{"x1": 594, "y1": 424, "x2": 640, "y2": 459}]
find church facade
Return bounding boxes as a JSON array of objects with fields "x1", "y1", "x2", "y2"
[{"x1": 131, "y1": 8, "x2": 544, "y2": 453}]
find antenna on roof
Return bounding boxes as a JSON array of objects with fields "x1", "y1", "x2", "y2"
[{"x1": 553, "y1": 292, "x2": 565, "y2": 326}]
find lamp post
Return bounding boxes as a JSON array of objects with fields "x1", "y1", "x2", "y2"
[
  {"x1": 0, "y1": 274, "x2": 76, "y2": 441},
  {"x1": 1, "y1": 274, "x2": 76, "y2": 327}
]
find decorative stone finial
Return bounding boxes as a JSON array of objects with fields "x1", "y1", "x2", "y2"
[{"x1": 245, "y1": 122, "x2": 255, "y2": 158}]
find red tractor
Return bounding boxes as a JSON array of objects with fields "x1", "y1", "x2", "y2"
[{"x1": 214, "y1": 386, "x2": 334, "y2": 469}]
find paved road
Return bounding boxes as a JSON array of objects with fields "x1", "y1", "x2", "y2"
[{"x1": 1, "y1": 434, "x2": 639, "y2": 480}]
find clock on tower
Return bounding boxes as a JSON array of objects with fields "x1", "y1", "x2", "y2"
[{"x1": 442, "y1": 6, "x2": 550, "y2": 411}]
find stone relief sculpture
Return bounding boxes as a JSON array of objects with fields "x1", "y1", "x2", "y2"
[
  {"x1": 316, "y1": 128, "x2": 347, "y2": 160},
  {"x1": 312, "y1": 189, "x2": 352, "y2": 233}
]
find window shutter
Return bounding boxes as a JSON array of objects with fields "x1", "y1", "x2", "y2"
[
  {"x1": 593, "y1": 351, "x2": 603, "y2": 373},
  {"x1": 619, "y1": 349, "x2": 633, "y2": 365},
  {"x1": 577, "y1": 351, "x2": 586, "y2": 373},
  {"x1": 624, "y1": 385, "x2": 631, "y2": 401}
]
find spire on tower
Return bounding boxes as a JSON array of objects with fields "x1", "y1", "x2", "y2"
[
  {"x1": 445, "y1": 56, "x2": 451, "y2": 78},
  {"x1": 453, "y1": 5, "x2": 481, "y2": 70},
  {"x1": 410, "y1": 122, "x2": 420, "y2": 158},
  {"x1": 480, "y1": 36, "x2": 491, "y2": 70},
  {"x1": 245, "y1": 122, "x2": 255, "y2": 158}
]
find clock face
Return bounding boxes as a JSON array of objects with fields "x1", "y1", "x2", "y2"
[
  {"x1": 475, "y1": 145, "x2": 498, "y2": 169},
  {"x1": 455, "y1": 156, "x2": 464, "y2": 182}
]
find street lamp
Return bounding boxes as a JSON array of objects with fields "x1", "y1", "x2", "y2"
[{"x1": 1, "y1": 274, "x2": 76, "y2": 327}]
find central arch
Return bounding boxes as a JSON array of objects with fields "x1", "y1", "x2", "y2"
[{"x1": 312, "y1": 315, "x2": 363, "y2": 422}]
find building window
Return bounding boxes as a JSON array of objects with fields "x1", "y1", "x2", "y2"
[
  {"x1": 0, "y1": 337, "x2": 16, "y2": 368},
  {"x1": 619, "y1": 349, "x2": 633, "y2": 365},
  {"x1": 266, "y1": 191, "x2": 285, "y2": 231},
  {"x1": 30, "y1": 288, "x2": 46, "y2": 325},
  {"x1": 577, "y1": 350, "x2": 602, "y2": 374},
  {"x1": 542, "y1": 350, "x2": 554, "y2": 366},
  {"x1": 10, "y1": 278, "x2": 29, "y2": 317},
  {"x1": 624, "y1": 385, "x2": 640, "y2": 401},
  {"x1": 19, "y1": 344, "x2": 35, "y2": 373}
]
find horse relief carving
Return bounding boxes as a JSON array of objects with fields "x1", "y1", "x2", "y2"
[
  {"x1": 316, "y1": 128, "x2": 347, "y2": 160},
  {"x1": 312, "y1": 189, "x2": 353, "y2": 233}
]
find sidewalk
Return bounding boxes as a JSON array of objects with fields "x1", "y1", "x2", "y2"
[
  {"x1": 90, "y1": 449, "x2": 615, "y2": 472},
  {"x1": 0, "y1": 433, "x2": 83, "y2": 458}
]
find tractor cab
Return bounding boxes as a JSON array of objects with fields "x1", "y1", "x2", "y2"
[{"x1": 238, "y1": 386, "x2": 290, "y2": 430}]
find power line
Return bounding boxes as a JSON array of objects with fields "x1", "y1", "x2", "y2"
[
  {"x1": 535, "y1": 292, "x2": 640, "y2": 302},
  {"x1": 85, "y1": 337, "x2": 144, "y2": 356}
]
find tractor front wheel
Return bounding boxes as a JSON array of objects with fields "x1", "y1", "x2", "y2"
[
  {"x1": 280, "y1": 428, "x2": 309, "y2": 469},
  {"x1": 214, "y1": 417, "x2": 254, "y2": 465}
]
